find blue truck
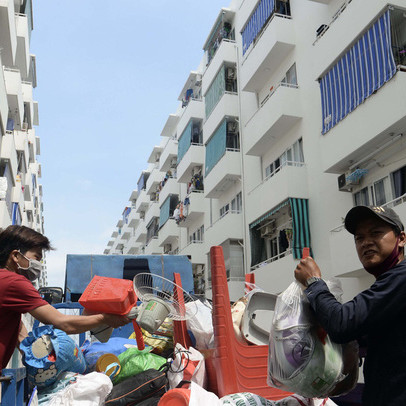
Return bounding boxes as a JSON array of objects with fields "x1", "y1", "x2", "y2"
[{"x1": 0, "y1": 254, "x2": 194, "y2": 405}]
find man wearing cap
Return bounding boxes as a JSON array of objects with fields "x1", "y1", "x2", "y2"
[{"x1": 295, "y1": 205, "x2": 406, "y2": 406}]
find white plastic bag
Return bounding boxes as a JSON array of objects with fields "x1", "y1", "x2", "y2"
[
  {"x1": 47, "y1": 372, "x2": 112, "y2": 406},
  {"x1": 189, "y1": 382, "x2": 222, "y2": 406},
  {"x1": 186, "y1": 300, "x2": 214, "y2": 349},
  {"x1": 268, "y1": 281, "x2": 358, "y2": 398},
  {"x1": 168, "y1": 343, "x2": 206, "y2": 389}
]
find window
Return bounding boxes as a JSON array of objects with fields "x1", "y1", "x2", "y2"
[
  {"x1": 265, "y1": 138, "x2": 303, "y2": 179},
  {"x1": 231, "y1": 192, "x2": 242, "y2": 212},
  {"x1": 220, "y1": 203, "x2": 229, "y2": 218},
  {"x1": 372, "y1": 177, "x2": 389, "y2": 206},
  {"x1": 391, "y1": 165, "x2": 406, "y2": 198},
  {"x1": 281, "y1": 63, "x2": 297, "y2": 86},
  {"x1": 189, "y1": 225, "x2": 204, "y2": 243},
  {"x1": 354, "y1": 187, "x2": 369, "y2": 206}
]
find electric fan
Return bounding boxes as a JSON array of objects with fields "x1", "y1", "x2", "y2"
[{"x1": 132, "y1": 273, "x2": 198, "y2": 334}]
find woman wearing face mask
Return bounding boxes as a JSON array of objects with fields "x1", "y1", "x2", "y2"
[{"x1": 0, "y1": 225, "x2": 130, "y2": 371}]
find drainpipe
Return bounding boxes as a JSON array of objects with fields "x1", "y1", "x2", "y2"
[{"x1": 235, "y1": 42, "x2": 250, "y2": 276}]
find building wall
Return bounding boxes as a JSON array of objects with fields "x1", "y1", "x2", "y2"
[{"x1": 107, "y1": 0, "x2": 406, "y2": 304}]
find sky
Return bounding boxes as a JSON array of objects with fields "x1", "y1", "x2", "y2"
[{"x1": 31, "y1": 0, "x2": 227, "y2": 287}]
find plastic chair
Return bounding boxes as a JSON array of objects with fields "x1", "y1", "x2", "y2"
[{"x1": 206, "y1": 245, "x2": 292, "y2": 400}]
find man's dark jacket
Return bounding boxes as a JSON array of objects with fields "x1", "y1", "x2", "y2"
[{"x1": 306, "y1": 259, "x2": 406, "y2": 406}]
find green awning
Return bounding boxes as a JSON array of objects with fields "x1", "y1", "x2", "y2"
[{"x1": 249, "y1": 200, "x2": 289, "y2": 229}]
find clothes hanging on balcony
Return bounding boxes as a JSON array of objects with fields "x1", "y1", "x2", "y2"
[{"x1": 279, "y1": 229, "x2": 289, "y2": 252}]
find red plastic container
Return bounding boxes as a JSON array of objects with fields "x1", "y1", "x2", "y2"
[
  {"x1": 158, "y1": 388, "x2": 191, "y2": 405},
  {"x1": 79, "y1": 275, "x2": 137, "y2": 315}
]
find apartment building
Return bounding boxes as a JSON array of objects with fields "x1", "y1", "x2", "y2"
[
  {"x1": 0, "y1": 0, "x2": 46, "y2": 286},
  {"x1": 106, "y1": 0, "x2": 406, "y2": 302}
]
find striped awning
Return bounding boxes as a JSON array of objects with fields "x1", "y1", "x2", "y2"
[
  {"x1": 249, "y1": 198, "x2": 312, "y2": 259},
  {"x1": 320, "y1": 9, "x2": 396, "y2": 134},
  {"x1": 249, "y1": 199, "x2": 289, "y2": 229},
  {"x1": 241, "y1": 0, "x2": 275, "y2": 55},
  {"x1": 290, "y1": 198, "x2": 312, "y2": 260}
]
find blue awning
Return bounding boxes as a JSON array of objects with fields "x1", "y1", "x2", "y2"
[
  {"x1": 177, "y1": 121, "x2": 193, "y2": 164},
  {"x1": 205, "y1": 119, "x2": 227, "y2": 175},
  {"x1": 12, "y1": 203, "x2": 21, "y2": 226},
  {"x1": 159, "y1": 196, "x2": 172, "y2": 228},
  {"x1": 320, "y1": 9, "x2": 396, "y2": 134},
  {"x1": 241, "y1": 0, "x2": 275, "y2": 55}
]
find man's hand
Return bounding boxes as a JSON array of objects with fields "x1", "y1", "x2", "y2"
[
  {"x1": 102, "y1": 313, "x2": 130, "y2": 328},
  {"x1": 294, "y1": 256, "x2": 322, "y2": 286}
]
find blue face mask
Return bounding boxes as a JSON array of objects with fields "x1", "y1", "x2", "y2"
[{"x1": 17, "y1": 251, "x2": 43, "y2": 281}]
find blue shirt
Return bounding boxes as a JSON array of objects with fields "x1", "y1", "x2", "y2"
[{"x1": 306, "y1": 259, "x2": 406, "y2": 406}]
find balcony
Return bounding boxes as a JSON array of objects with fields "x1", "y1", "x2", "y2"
[
  {"x1": 204, "y1": 150, "x2": 241, "y2": 199},
  {"x1": 178, "y1": 191, "x2": 205, "y2": 228},
  {"x1": 178, "y1": 99, "x2": 204, "y2": 137},
  {"x1": 135, "y1": 189, "x2": 149, "y2": 214},
  {"x1": 145, "y1": 237, "x2": 162, "y2": 255},
  {"x1": 202, "y1": 40, "x2": 237, "y2": 95},
  {"x1": 134, "y1": 223, "x2": 147, "y2": 244},
  {"x1": 145, "y1": 167, "x2": 163, "y2": 196},
  {"x1": 241, "y1": 15, "x2": 294, "y2": 93},
  {"x1": 252, "y1": 252, "x2": 298, "y2": 294},
  {"x1": 177, "y1": 145, "x2": 204, "y2": 183},
  {"x1": 0, "y1": 0, "x2": 17, "y2": 67},
  {"x1": 159, "y1": 138, "x2": 178, "y2": 172},
  {"x1": 158, "y1": 177, "x2": 179, "y2": 207},
  {"x1": 320, "y1": 72, "x2": 406, "y2": 174},
  {"x1": 203, "y1": 92, "x2": 238, "y2": 144},
  {"x1": 180, "y1": 240, "x2": 206, "y2": 265},
  {"x1": 0, "y1": 132, "x2": 18, "y2": 179},
  {"x1": 244, "y1": 83, "x2": 302, "y2": 156},
  {"x1": 246, "y1": 163, "x2": 308, "y2": 225},
  {"x1": 205, "y1": 210, "x2": 243, "y2": 247},
  {"x1": 144, "y1": 203, "x2": 160, "y2": 229},
  {"x1": 158, "y1": 218, "x2": 179, "y2": 247},
  {"x1": 3, "y1": 67, "x2": 24, "y2": 127},
  {"x1": 314, "y1": 0, "x2": 392, "y2": 78},
  {"x1": 127, "y1": 211, "x2": 140, "y2": 229},
  {"x1": 160, "y1": 114, "x2": 179, "y2": 138},
  {"x1": 15, "y1": 13, "x2": 30, "y2": 78}
]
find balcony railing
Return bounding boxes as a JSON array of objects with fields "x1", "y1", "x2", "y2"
[
  {"x1": 251, "y1": 248, "x2": 292, "y2": 271},
  {"x1": 207, "y1": 209, "x2": 242, "y2": 230},
  {"x1": 248, "y1": 161, "x2": 305, "y2": 195},
  {"x1": 330, "y1": 192, "x2": 406, "y2": 233},
  {"x1": 313, "y1": 0, "x2": 353, "y2": 45}
]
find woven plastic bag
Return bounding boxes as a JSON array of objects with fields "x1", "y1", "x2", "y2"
[
  {"x1": 113, "y1": 348, "x2": 166, "y2": 385},
  {"x1": 268, "y1": 280, "x2": 357, "y2": 398},
  {"x1": 21, "y1": 326, "x2": 86, "y2": 390}
]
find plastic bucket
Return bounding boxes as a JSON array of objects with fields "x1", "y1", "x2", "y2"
[{"x1": 95, "y1": 353, "x2": 121, "y2": 379}]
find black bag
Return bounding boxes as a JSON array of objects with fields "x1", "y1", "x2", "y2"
[{"x1": 105, "y1": 369, "x2": 168, "y2": 406}]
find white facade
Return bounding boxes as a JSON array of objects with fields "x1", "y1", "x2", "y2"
[
  {"x1": 0, "y1": 0, "x2": 45, "y2": 286},
  {"x1": 106, "y1": 0, "x2": 406, "y2": 303}
]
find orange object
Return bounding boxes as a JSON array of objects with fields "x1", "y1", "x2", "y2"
[
  {"x1": 95, "y1": 353, "x2": 121, "y2": 379},
  {"x1": 132, "y1": 320, "x2": 145, "y2": 351},
  {"x1": 206, "y1": 246, "x2": 292, "y2": 400},
  {"x1": 158, "y1": 388, "x2": 191, "y2": 405},
  {"x1": 172, "y1": 273, "x2": 193, "y2": 349},
  {"x1": 302, "y1": 247, "x2": 310, "y2": 259},
  {"x1": 245, "y1": 273, "x2": 256, "y2": 292},
  {"x1": 79, "y1": 275, "x2": 136, "y2": 315}
]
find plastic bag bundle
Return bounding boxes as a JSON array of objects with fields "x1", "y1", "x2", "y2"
[
  {"x1": 113, "y1": 347, "x2": 167, "y2": 385},
  {"x1": 268, "y1": 281, "x2": 345, "y2": 398}
]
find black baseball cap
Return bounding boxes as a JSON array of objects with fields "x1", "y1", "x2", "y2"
[{"x1": 345, "y1": 205, "x2": 404, "y2": 235}]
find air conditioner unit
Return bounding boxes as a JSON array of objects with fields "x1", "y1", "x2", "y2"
[
  {"x1": 338, "y1": 172, "x2": 360, "y2": 192},
  {"x1": 22, "y1": 122, "x2": 29, "y2": 131},
  {"x1": 260, "y1": 224, "x2": 276, "y2": 238},
  {"x1": 226, "y1": 67, "x2": 235, "y2": 80},
  {"x1": 164, "y1": 243, "x2": 172, "y2": 254},
  {"x1": 195, "y1": 79, "x2": 202, "y2": 87},
  {"x1": 140, "y1": 211, "x2": 145, "y2": 220},
  {"x1": 192, "y1": 166, "x2": 202, "y2": 176}
]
